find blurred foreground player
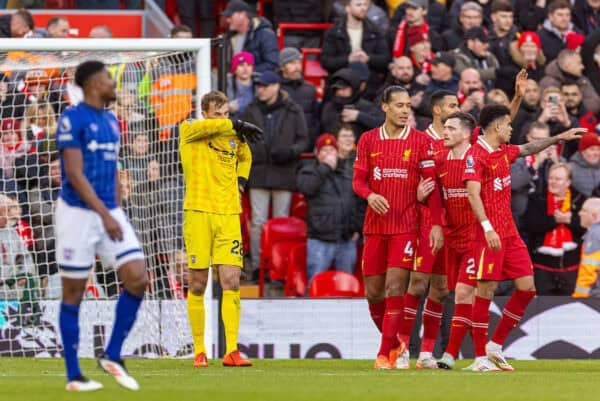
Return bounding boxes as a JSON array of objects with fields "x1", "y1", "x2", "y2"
[
  {"x1": 463, "y1": 104, "x2": 584, "y2": 371},
  {"x1": 352, "y1": 86, "x2": 443, "y2": 370},
  {"x1": 179, "y1": 91, "x2": 262, "y2": 368},
  {"x1": 55, "y1": 61, "x2": 147, "y2": 391}
]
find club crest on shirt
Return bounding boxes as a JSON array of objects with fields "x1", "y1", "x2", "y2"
[
  {"x1": 229, "y1": 139, "x2": 236, "y2": 150},
  {"x1": 403, "y1": 149, "x2": 411, "y2": 161}
]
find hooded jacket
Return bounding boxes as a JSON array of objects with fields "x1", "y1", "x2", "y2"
[{"x1": 569, "y1": 151, "x2": 600, "y2": 197}]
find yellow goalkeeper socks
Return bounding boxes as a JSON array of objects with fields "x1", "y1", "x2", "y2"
[
  {"x1": 221, "y1": 290, "x2": 241, "y2": 355},
  {"x1": 186, "y1": 292, "x2": 206, "y2": 355}
]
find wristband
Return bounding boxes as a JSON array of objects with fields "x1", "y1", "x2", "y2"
[{"x1": 481, "y1": 220, "x2": 494, "y2": 233}]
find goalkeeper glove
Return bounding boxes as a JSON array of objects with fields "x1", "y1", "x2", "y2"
[{"x1": 231, "y1": 119, "x2": 264, "y2": 144}]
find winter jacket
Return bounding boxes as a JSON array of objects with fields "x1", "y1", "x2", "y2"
[
  {"x1": 539, "y1": 60, "x2": 600, "y2": 114},
  {"x1": 234, "y1": 17, "x2": 279, "y2": 73},
  {"x1": 441, "y1": 21, "x2": 466, "y2": 51},
  {"x1": 489, "y1": 25, "x2": 520, "y2": 67},
  {"x1": 569, "y1": 151, "x2": 600, "y2": 197},
  {"x1": 538, "y1": 19, "x2": 577, "y2": 63},
  {"x1": 512, "y1": 102, "x2": 542, "y2": 145},
  {"x1": 581, "y1": 29, "x2": 600, "y2": 96},
  {"x1": 452, "y1": 44, "x2": 500, "y2": 83},
  {"x1": 514, "y1": 0, "x2": 546, "y2": 31},
  {"x1": 387, "y1": 2, "x2": 446, "y2": 53},
  {"x1": 572, "y1": 0, "x2": 600, "y2": 35},
  {"x1": 243, "y1": 91, "x2": 309, "y2": 191},
  {"x1": 297, "y1": 160, "x2": 364, "y2": 242},
  {"x1": 280, "y1": 77, "x2": 320, "y2": 147},
  {"x1": 496, "y1": 40, "x2": 546, "y2": 98},
  {"x1": 321, "y1": 18, "x2": 390, "y2": 75}
]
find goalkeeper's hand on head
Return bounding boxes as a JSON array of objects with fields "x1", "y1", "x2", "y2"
[{"x1": 231, "y1": 119, "x2": 263, "y2": 143}]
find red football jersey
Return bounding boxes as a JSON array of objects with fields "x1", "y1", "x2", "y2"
[
  {"x1": 437, "y1": 146, "x2": 476, "y2": 249},
  {"x1": 353, "y1": 125, "x2": 436, "y2": 235},
  {"x1": 419, "y1": 125, "x2": 447, "y2": 231},
  {"x1": 462, "y1": 137, "x2": 521, "y2": 239}
]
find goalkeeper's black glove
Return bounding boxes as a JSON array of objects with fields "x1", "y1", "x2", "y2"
[{"x1": 231, "y1": 119, "x2": 264, "y2": 144}]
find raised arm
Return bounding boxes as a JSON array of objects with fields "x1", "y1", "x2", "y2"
[
  {"x1": 179, "y1": 118, "x2": 235, "y2": 144},
  {"x1": 518, "y1": 127, "x2": 586, "y2": 157},
  {"x1": 509, "y1": 69, "x2": 527, "y2": 120}
]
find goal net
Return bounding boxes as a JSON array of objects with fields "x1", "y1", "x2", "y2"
[{"x1": 0, "y1": 38, "x2": 213, "y2": 358}]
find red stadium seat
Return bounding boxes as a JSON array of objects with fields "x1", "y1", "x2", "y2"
[
  {"x1": 284, "y1": 242, "x2": 307, "y2": 297},
  {"x1": 309, "y1": 271, "x2": 363, "y2": 298},
  {"x1": 290, "y1": 192, "x2": 307, "y2": 220},
  {"x1": 259, "y1": 217, "x2": 307, "y2": 296},
  {"x1": 354, "y1": 241, "x2": 365, "y2": 295}
]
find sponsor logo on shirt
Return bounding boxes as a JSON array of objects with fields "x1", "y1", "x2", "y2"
[
  {"x1": 370, "y1": 152, "x2": 382, "y2": 158},
  {"x1": 493, "y1": 175, "x2": 511, "y2": 191},
  {"x1": 445, "y1": 188, "x2": 468, "y2": 199},
  {"x1": 87, "y1": 140, "x2": 118, "y2": 152},
  {"x1": 373, "y1": 166, "x2": 408, "y2": 180}
]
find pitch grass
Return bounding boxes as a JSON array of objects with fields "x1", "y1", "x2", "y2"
[{"x1": 1, "y1": 358, "x2": 599, "y2": 401}]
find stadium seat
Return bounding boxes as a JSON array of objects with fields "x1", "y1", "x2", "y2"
[
  {"x1": 290, "y1": 192, "x2": 307, "y2": 220},
  {"x1": 354, "y1": 242, "x2": 365, "y2": 295},
  {"x1": 259, "y1": 217, "x2": 307, "y2": 296},
  {"x1": 308, "y1": 271, "x2": 363, "y2": 298},
  {"x1": 284, "y1": 242, "x2": 307, "y2": 297}
]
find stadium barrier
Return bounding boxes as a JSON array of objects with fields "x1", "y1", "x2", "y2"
[{"x1": 1, "y1": 297, "x2": 598, "y2": 360}]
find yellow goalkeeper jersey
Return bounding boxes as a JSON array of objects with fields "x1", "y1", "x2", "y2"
[{"x1": 179, "y1": 118, "x2": 251, "y2": 215}]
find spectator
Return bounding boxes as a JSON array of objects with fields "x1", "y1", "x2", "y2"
[
  {"x1": 514, "y1": 0, "x2": 546, "y2": 31},
  {"x1": 442, "y1": 2, "x2": 484, "y2": 51},
  {"x1": 539, "y1": 49, "x2": 600, "y2": 114},
  {"x1": 457, "y1": 68, "x2": 485, "y2": 117},
  {"x1": 524, "y1": 163, "x2": 585, "y2": 295},
  {"x1": 177, "y1": 0, "x2": 215, "y2": 37},
  {"x1": 113, "y1": 90, "x2": 144, "y2": 143},
  {"x1": 243, "y1": 71, "x2": 309, "y2": 275},
  {"x1": 538, "y1": 0, "x2": 577, "y2": 62},
  {"x1": 46, "y1": 16, "x2": 70, "y2": 38},
  {"x1": 569, "y1": 132, "x2": 600, "y2": 198},
  {"x1": 406, "y1": 24, "x2": 434, "y2": 76},
  {"x1": 332, "y1": 0, "x2": 390, "y2": 35},
  {"x1": 485, "y1": 88, "x2": 510, "y2": 106},
  {"x1": 170, "y1": 24, "x2": 193, "y2": 39},
  {"x1": 131, "y1": 159, "x2": 182, "y2": 299},
  {"x1": 489, "y1": 0, "x2": 518, "y2": 68},
  {"x1": 0, "y1": 118, "x2": 28, "y2": 192},
  {"x1": 320, "y1": 68, "x2": 384, "y2": 138},
  {"x1": 223, "y1": 0, "x2": 279, "y2": 73},
  {"x1": 118, "y1": 168, "x2": 134, "y2": 219},
  {"x1": 168, "y1": 249, "x2": 188, "y2": 299},
  {"x1": 581, "y1": 30, "x2": 600, "y2": 95},
  {"x1": 273, "y1": 0, "x2": 325, "y2": 48},
  {"x1": 22, "y1": 70, "x2": 52, "y2": 106},
  {"x1": 123, "y1": 130, "x2": 152, "y2": 185},
  {"x1": 511, "y1": 122, "x2": 558, "y2": 229},
  {"x1": 21, "y1": 102, "x2": 57, "y2": 149},
  {"x1": 89, "y1": 25, "x2": 112, "y2": 38},
  {"x1": 496, "y1": 31, "x2": 546, "y2": 98},
  {"x1": 279, "y1": 47, "x2": 320, "y2": 146},
  {"x1": 388, "y1": 0, "x2": 444, "y2": 58},
  {"x1": 0, "y1": 194, "x2": 38, "y2": 325},
  {"x1": 48, "y1": 67, "x2": 82, "y2": 116},
  {"x1": 26, "y1": 154, "x2": 61, "y2": 299},
  {"x1": 572, "y1": 0, "x2": 600, "y2": 34},
  {"x1": 414, "y1": 53, "x2": 459, "y2": 117},
  {"x1": 321, "y1": 0, "x2": 390, "y2": 89},
  {"x1": 452, "y1": 27, "x2": 499, "y2": 89},
  {"x1": 565, "y1": 31, "x2": 586, "y2": 52},
  {"x1": 562, "y1": 83, "x2": 599, "y2": 133},
  {"x1": 297, "y1": 133, "x2": 364, "y2": 288},
  {"x1": 227, "y1": 52, "x2": 255, "y2": 120},
  {"x1": 0, "y1": 9, "x2": 34, "y2": 38},
  {"x1": 572, "y1": 197, "x2": 600, "y2": 298},
  {"x1": 376, "y1": 56, "x2": 426, "y2": 102},
  {"x1": 512, "y1": 79, "x2": 542, "y2": 143},
  {"x1": 335, "y1": 123, "x2": 357, "y2": 170},
  {"x1": 0, "y1": 73, "x2": 26, "y2": 120}
]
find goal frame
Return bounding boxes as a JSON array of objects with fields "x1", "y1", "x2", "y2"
[{"x1": 0, "y1": 38, "x2": 214, "y2": 358}]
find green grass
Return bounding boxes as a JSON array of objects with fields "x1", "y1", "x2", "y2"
[{"x1": 1, "y1": 358, "x2": 599, "y2": 401}]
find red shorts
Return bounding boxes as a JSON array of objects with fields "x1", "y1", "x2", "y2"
[
  {"x1": 474, "y1": 235, "x2": 533, "y2": 281},
  {"x1": 362, "y1": 234, "x2": 416, "y2": 276},
  {"x1": 445, "y1": 246, "x2": 476, "y2": 291},
  {"x1": 415, "y1": 227, "x2": 445, "y2": 275}
]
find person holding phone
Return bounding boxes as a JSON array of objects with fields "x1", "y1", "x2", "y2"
[{"x1": 535, "y1": 87, "x2": 579, "y2": 159}]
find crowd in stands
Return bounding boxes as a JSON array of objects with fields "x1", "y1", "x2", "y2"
[{"x1": 0, "y1": 0, "x2": 598, "y2": 315}]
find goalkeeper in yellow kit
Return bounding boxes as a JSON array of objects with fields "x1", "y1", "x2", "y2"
[{"x1": 179, "y1": 91, "x2": 262, "y2": 367}]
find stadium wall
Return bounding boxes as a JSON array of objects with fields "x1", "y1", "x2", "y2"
[{"x1": 1, "y1": 298, "x2": 598, "y2": 360}]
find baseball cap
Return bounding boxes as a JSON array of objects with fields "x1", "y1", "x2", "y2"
[
  {"x1": 464, "y1": 27, "x2": 489, "y2": 42},
  {"x1": 431, "y1": 52, "x2": 456, "y2": 68},
  {"x1": 315, "y1": 133, "x2": 337, "y2": 153},
  {"x1": 231, "y1": 51, "x2": 254, "y2": 73},
  {"x1": 405, "y1": 0, "x2": 428, "y2": 8},
  {"x1": 255, "y1": 70, "x2": 281, "y2": 85},
  {"x1": 221, "y1": 0, "x2": 251, "y2": 17}
]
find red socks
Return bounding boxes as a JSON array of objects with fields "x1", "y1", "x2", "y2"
[
  {"x1": 471, "y1": 296, "x2": 491, "y2": 357},
  {"x1": 420, "y1": 298, "x2": 443, "y2": 353},
  {"x1": 377, "y1": 296, "x2": 403, "y2": 357},
  {"x1": 397, "y1": 292, "x2": 420, "y2": 345},
  {"x1": 445, "y1": 303, "x2": 472, "y2": 358},
  {"x1": 491, "y1": 289, "x2": 536, "y2": 346},
  {"x1": 368, "y1": 301, "x2": 385, "y2": 332}
]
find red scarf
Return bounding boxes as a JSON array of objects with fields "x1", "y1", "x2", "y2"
[
  {"x1": 410, "y1": 52, "x2": 434, "y2": 74},
  {"x1": 393, "y1": 21, "x2": 429, "y2": 58},
  {"x1": 538, "y1": 188, "x2": 577, "y2": 256}
]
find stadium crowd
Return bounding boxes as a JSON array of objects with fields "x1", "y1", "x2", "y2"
[{"x1": 0, "y1": 0, "x2": 598, "y2": 322}]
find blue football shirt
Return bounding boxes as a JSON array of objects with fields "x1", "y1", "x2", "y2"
[{"x1": 56, "y1": 102, "x2": 120, "y2": 210}]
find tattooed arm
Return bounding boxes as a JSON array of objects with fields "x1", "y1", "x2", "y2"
[{"x1": 519, "y1": 127, "x2": 587, "y2": 157}]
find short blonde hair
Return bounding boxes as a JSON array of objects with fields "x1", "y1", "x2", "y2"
[{"x1": 549, "y1": 162, "x2": 572, "y2": 180}]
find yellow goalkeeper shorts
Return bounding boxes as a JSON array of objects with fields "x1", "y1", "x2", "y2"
[{"x1": 183, "y1": 210, "x2": 244, "y2": 269}]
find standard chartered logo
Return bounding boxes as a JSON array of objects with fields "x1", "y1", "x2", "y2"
[
  {"x1": 493, "y1": 177, "x2": 503, "y2": 191},
  {"x1": 374, "y1": 166, "x2": 382, "y2": 180}
]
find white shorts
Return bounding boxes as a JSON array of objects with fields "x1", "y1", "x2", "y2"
[{"x1": 55, "y1": 198, "x2": 144, "y2": 279}]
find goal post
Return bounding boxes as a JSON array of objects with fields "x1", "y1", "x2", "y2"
[{"x1": 0, "y1": 38, "x2": 214, "y2": 358}]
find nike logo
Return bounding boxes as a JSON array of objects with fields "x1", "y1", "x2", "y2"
[
  {"x1": 439, "y1": 172, "x2": 448, "y2": 178},
  {"x1": 402, "y1": 257, "x2": 412, "y2": 262},
  {"x1": 491, "y1": 163, "x2": 499, "y2": 170},
  {"x1": 370, "y1": 152, "x2": 382, "y2": 157},
  {"x1": 468, "y1": 275, "x2": 477, "y2": 281}
]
